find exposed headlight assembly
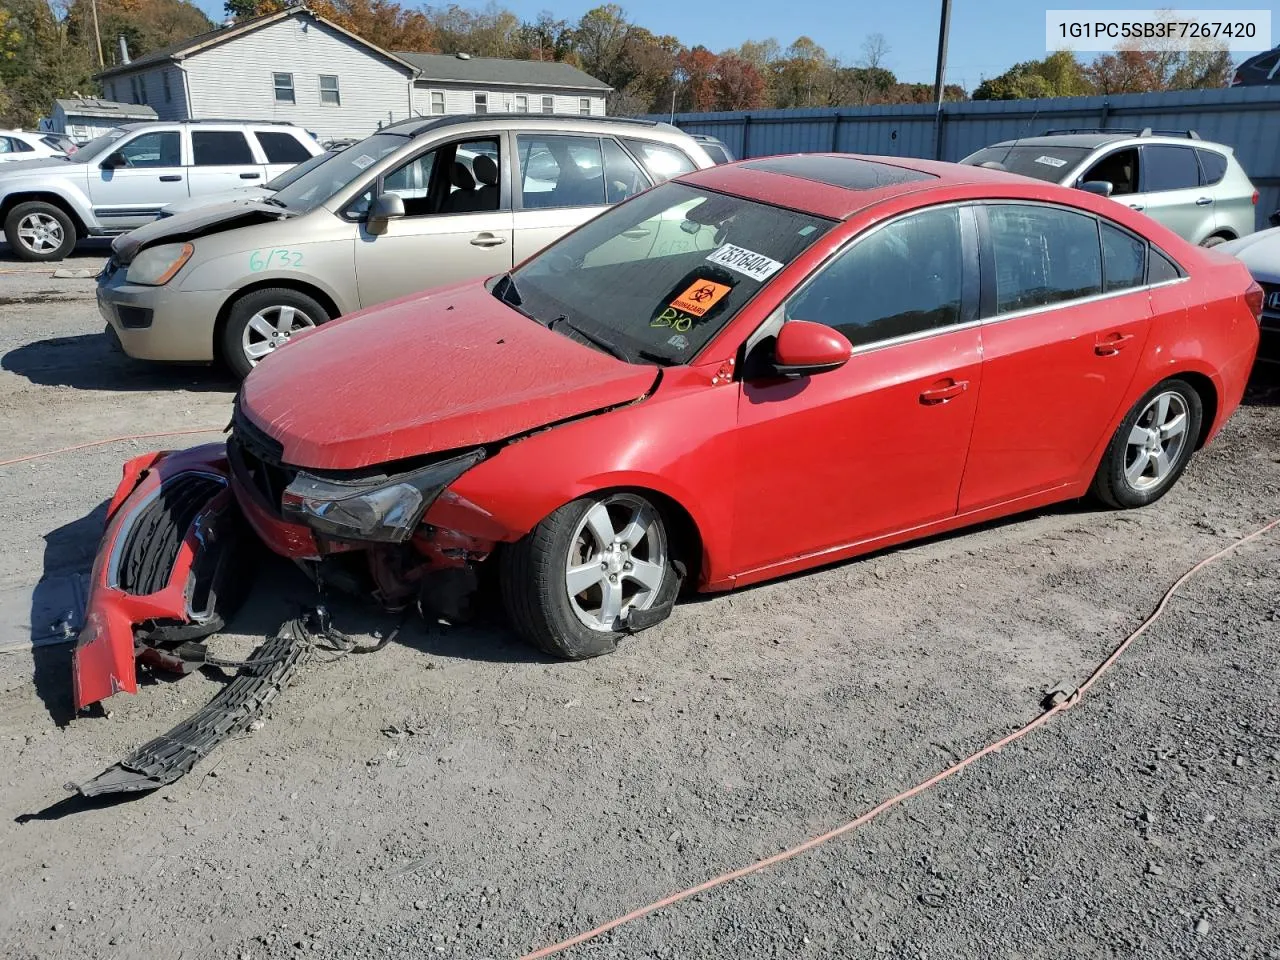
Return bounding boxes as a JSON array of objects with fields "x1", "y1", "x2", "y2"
[
  {"x1": 280, "y1": 449, "x2": 486, "y2": 543},
  {"x1": 126, "y1": 242, "x2": 194, "y2": 285}
]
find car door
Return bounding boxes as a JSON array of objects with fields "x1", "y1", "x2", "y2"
[
  {"x1": 253, "y1": 129, "x2": 319, "y2": 181},
  {"x1": 187, "y1": 128, "x2": 270, "y2": 197},
  {"x1": 511, "y1": 134, "x2": 651, "y2": 264},
  {"x1": 958, "y1": 203, "x2": 1152, "y2": 512},
  {"x1": 732, "y1": 204, "x2": 984, "y2": 575},
  {"x1": 88, "y1": 127, "x2": 188, "y2": 230},
  {"x1": 1132, "y1": 144, "x2": 1213, "y2": 241},
  {"x1": 352, "y1": 134, "x2": 513, "y2": 308}
]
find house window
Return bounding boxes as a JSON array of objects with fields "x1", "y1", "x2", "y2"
[
  {"x1": 474, "y1": 92, "x2": 488, "y2": 114},
  {"x1": 273, "y1": 72, "x2": 295, "y2": 104},
  {"x1": 130, "y1": 76, "x2": 146, "y2": 104},
  {"x1": 514, "y1": 94, "x2": 528, "y2": 113},
  {"x1": 162, "y1": 72, "x2": 171, "y2": 103},
  {"x1": 319, "y1": 75, "x2": 340, "y2": 106},
  {"x1": 542, "y1": 95, "x2": 554, "y2": 114},
  {"x1": 579, "y1": 98, "x2": 591, "y2": 115},
  {"x1": 430, "y1": 91, "x2": 445, "y2": 114}
]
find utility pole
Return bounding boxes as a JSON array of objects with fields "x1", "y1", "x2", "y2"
[
  {"x1": 932, "y1": 0, "x2": 952, "y2": 159},
  {"x1": 91, "y1": 0, "x2": 105, "y2": 69}
]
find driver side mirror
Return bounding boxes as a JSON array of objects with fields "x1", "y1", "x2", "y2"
[
  {"x1": 1078, "y1": 179, "x2": 1114, "y2": 198},
  {"x1": 100, "y1": 151, "x2": 126, "y2": 170},
  {"x1": 368, "y1": 192, "x2": 405, "y2": 223},
  {"x1": 771, "y1": 320, "x2": 852, "y2": 378}
]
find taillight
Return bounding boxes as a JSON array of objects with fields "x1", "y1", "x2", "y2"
[
  {"x1": 1251, "y1": 190, "x2": 1259, "y2": 206},
  {"x1": 1244, "y1": 280, "x2": 1264, "y2": 325}
]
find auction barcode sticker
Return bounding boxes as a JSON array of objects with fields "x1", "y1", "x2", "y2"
[
  {"x1": 706, "y1": 244, "x2": 783, "y2": 282},
  {"x1": 1047, "y1": 9, "x2": 1271, "y2": 52}
]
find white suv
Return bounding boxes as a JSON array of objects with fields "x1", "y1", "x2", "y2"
[{"x1": 0, "y1": 120, "x2": 322, "y2": 261}]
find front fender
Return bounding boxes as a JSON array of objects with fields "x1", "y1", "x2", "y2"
[
  {"x1": 441, "y1": 367, "x2": 741, "y2": 588},
  {"x1": 3, "y1": 182, "x2": 96, "y2": 230}
]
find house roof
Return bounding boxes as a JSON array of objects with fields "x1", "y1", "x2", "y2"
[
  {"x1": 394, "y1": 52, "x2": 611, "y2": 92},
  {"x1": 54, "y1": 98, "x2": 158, "y2": 120},
  {"x1": 95, "y1": 5, "x2": 418, "y2": 79}
]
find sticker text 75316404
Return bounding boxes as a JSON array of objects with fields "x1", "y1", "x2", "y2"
[{"x1": 706, "y1": 244, "x2": 783, "y2": 282}]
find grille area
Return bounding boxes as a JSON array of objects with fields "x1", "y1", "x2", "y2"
[
  {"x1": 229, "y1": 403, "x2": 295, "y2": 513},
  {"x1": 117, "y1": 473, "x2": 225, "y2": 596}
]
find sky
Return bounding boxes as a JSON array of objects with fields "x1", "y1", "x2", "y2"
[{"x1": 189, "y1": 0, "x2": 1268, "y2": 88}]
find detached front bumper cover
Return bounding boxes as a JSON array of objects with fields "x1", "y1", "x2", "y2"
[{"x1": 73, "y1": 443, "x2": 251, "y2": 711}]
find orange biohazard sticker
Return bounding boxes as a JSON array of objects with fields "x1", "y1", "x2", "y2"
[{"x1": 670, "y1": 279, "x2": 731, "y2": 317}]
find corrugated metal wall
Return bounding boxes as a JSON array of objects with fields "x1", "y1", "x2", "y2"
[{"x1": 654, "y1": 87, "x2": 1280, "y2": 230}]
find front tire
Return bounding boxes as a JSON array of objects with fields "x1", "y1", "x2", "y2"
[
  {"x1": 500, "y1": 492, "x2": 681, "y2": 659},
  {"x1": 1091, "y1": 379, "x2": 1202, "y2": 509},
  {"x1": 221, "y1": 287, "x2": 330, "y2": 379},
  {"x1": 4, "y1": 201, "x2": 77, "y2": 262}
]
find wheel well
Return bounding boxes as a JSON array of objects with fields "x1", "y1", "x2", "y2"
[
  {"x1": 1173, "y1": 371, "x2": 1219, "y2": 449},
  {"x1": 212, "y1": 279, "x2": 342, "y2": 362},
  {"x1": 0, "y1": 192, "x2": 87, "y2": 236},
  {"x1": 627, "y1": 488, "x2": 705, "y2": 589},
  {"x1": 1203, "y1": 230, "x2": 1236, "y2": 244}
]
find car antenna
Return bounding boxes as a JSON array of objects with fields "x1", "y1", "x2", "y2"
[{"x1": 999, "y1": 105, "x2": 1042, "y2": 168}]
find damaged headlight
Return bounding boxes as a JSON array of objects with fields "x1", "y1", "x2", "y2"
[
  {"x1": 126, "y1": 242, "x2": 195, "y2": 285},
  {"x1": 280, "y1": 449, "x2": 485, "y2": 543}
]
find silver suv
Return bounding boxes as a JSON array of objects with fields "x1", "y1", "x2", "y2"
[
  {"x1": 0, "y1": 120, "x2": 321, "y2": 261},
  {"x1": 961, "y1": 128, "x2": 1258, "y2": 246},
  {"x1": 97, "y1": 114, "x2": 715, "y2": 377}
]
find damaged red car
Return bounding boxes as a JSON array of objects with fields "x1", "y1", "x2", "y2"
[{"x1": 74, "y1": 154, "x2": 1264, "y2": 709}]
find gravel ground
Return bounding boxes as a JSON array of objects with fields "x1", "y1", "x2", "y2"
[{"x1": 0, "y1": 249, "x2": 1277, "y2": 960}]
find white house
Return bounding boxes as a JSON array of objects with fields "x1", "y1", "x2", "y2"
[{"x1": 95, "y1": 6, "x2": 611, "y2": 142}]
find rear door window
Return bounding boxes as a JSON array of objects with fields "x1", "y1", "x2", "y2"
[
  {"x1": 1100, "y1": 222, "x2": 1146, "y2": 293},
  {"x1": 517, "y1": 134, "x2": 607, "y2": 209},
  {"x1": 621, "y1": 139, "x2": 696, "y2": 182},
  {"x1": 1140, "y1": 146, "x2": 1201, "y2": 192},
  {"x1": 191, "y1": 130, "x2": 256, "y2": 166},
  {"x1": 601, "y1": 138, "x2": 649, "y2": 203},
  {"x1": 986, "y1": 204, "x2": 1102, "y2": 313},
  {"x1": 256, "y1": 131, "x2": 313, "y2": 164}
]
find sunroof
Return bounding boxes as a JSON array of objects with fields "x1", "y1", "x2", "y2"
[{"x1": 742, "y1": 155, "x2": 936, "y2": 189}]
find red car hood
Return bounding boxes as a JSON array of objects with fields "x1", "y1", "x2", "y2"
[{"x1": 239, "y1": 283, "x2": 659, "y2": 470}]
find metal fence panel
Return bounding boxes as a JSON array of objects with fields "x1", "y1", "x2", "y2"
[{"x1": 654, "y1": 87, "x2": 1280, "y2": 231}]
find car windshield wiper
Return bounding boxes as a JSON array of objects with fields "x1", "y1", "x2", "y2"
[
  {"x1": 260, "y1": 196, "x2": 287, "y2": 208},
  {"x1": 546, "y1": 315, "x2": 632, "y2": 363}
]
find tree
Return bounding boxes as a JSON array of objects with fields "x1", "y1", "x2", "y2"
[
  {"x1": 675, "y1": 45, "x2": 716, "y2": 112},
  {"x1": 515, "y1": 11, "x2": 572, "y2": 62},
  {"x1": 0, "y1": 0, "x2": 97, "y2": 126},
  {"x1": 973, "y1": 51, "x2": 1093, "y2": 100},
  {"x1": 713, "y1": 52, "x2": 765, "y2": 110},
  {"x1": 1086, "y1": 46, "x2": 1232, "y2": 93}
]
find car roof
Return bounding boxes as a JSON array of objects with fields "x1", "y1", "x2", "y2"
[
  {"x1": 679, "y1": 153, "x2": 1037, "y2": 220},
  {"x1": 382, "y1": 113, "x2": 672, "y2": 139},
  {"x1": 984, "y1": 131, "x2": 1228, "y2": 152}
]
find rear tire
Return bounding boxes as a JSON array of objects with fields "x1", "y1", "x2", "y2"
[
  {"x1": 4, "y1": 201, "x2": 77, "y2": 262},
  {"x1": 221, "y1": 287, "x2": 330, "y2": 379},
  {"x1": 1199, "y1": 234, "x2": 1229, "y2": 248},
  {"x1": 500, "y1": 492, "x2": 682, "y2": 659},
  {"x1": 1090, "y1": 379, "x2": 1202, "y2": 509}
]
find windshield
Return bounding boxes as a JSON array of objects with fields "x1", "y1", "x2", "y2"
[
  {"x1": 960, "y1": 145, "x2": 1093, "y2": 182},
  {"x1": 265, "y1": 149, "x2": 338, "y2": 190},
  {"x1": 507, "y1": 181, "x2": 835, "y2": 364},
  {"x1": 74, "y1": 127, "x2": 127, "y2": 161},
  {"x1": 271, "y1": 133, "x2": 407, "y2": 211}
]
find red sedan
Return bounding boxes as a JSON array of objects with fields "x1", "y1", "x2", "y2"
[{"x1": 74, "y1": 154, "x2": 1263, "y2": 706}]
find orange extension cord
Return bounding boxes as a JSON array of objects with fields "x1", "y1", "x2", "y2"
[
  {"x1": 518, "y1": 516, "x2": 1280, "y2": 960},
  {"x1": 0, "y1": 427, "x2": 225, "y2": 468}
]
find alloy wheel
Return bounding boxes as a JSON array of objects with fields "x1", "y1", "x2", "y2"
[
  {"x1": 564, "y1": 494, "x2": 667, "y2": 632},
  {"x1": 1124, "y1": 390, "x2": 1190, "y2": 491},
  {"x1": 16, "y1": 213, "x2": 64, "y2": 255},
  {"x1": 241, "y1": 304, "x2": 317, "y2": 365}
]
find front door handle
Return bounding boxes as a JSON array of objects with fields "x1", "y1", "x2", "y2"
[
  {"x1": 240, "y1": 172, "x2": 262, "y2": 180},
  {"x1": 919, "y1": 378, "x2": 969, "y2": 404},
  {"x1": 158, "y1": 175, "x2": 182, "y2": 182},
  {"x1": 1128, "y1": 203, "x2": 1145, "y2": 211},
  {"x1": 1195, "y1": 196, "x2": 1213, "y2": 206},
  {"x1": 621, "y1": 228, "x2": 651, "y2": 239},
  {"x1": 470, "y1": 233, "x2": 507, "y2": 247},
  {"x1": 1095, "y1": 332, "x2": 1135, "y2": 356}
]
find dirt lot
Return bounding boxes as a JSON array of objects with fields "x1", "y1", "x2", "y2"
[{"x1": 0, "y1": 248, "x2": 1277, "y2": 960}]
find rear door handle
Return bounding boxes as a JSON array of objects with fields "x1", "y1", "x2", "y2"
[
  {"x1": 919, "y1": 379, "x2": 969, "y2": 404},
  {"x1": 240, "y1": 172, "x2": 262, "y2": 180},
  {"x1": 1094, "y1": 332, "x2": 1135, "y2": 356},
  {"x1": 621, "y1": 228, "x2": 651, "y2": 239},
  {"x1": 470, "y1": 233, "x2": 507, "y2": 247},
  {"x1": 1195, "y1": 196, "x2": 1213, "y2": 206},
  {"x1": 158, "y1": 175, "x2": 182, "y2": 182},
  {"x1": 1127, "y1": 203, "x2": 1145, "y2": 211}
]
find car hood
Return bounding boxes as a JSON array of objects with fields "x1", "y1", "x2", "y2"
[
  {"x1": 239, "y1": 282, "x2": 660, "y2": 470},
  {"x1": 162, "y1": 186, "x2": 271, "y2": 216},
  {"x1": 1219, "y1": 227, "x2": 1280, "y2": 283},
  {"x1": 111, "y1": 200, "x2": 295, "y2": 263},
  {"x1": 0, "y1": 156, "x2": 84, "y2": 178}
]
